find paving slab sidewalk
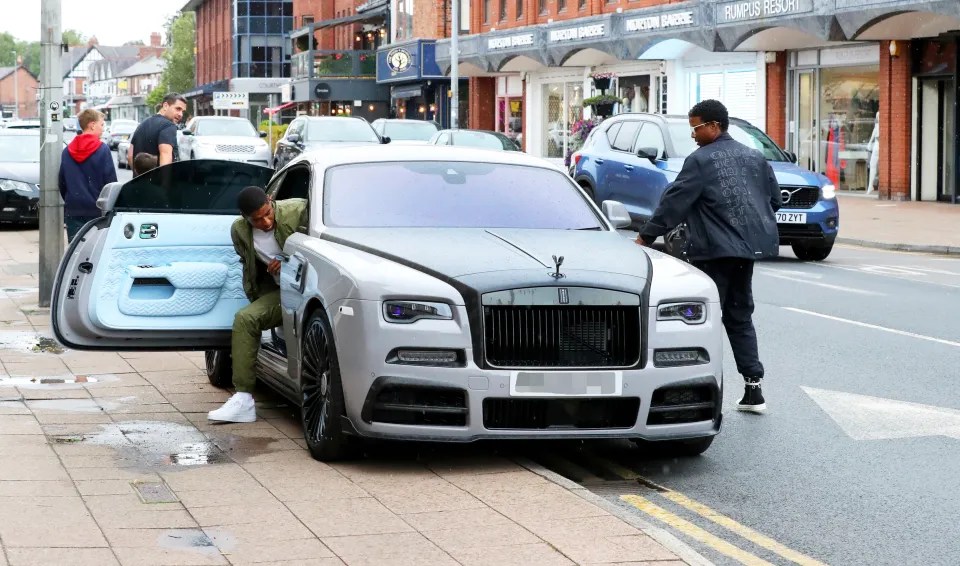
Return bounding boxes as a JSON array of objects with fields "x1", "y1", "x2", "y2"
[
  {"x1": 0, "y1": 227, "x2": 708, "y2": 566},
  {"x1": 835, "y1": 193, "x2": 960, "y2": 254}
]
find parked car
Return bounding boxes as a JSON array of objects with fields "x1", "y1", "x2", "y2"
[
  {"x1": 370, "y1": 119, "x2": 439, "y2": 144},
  {"x1": 572, "y1": 113, "x2": 839, "y2": 261},
  {"x1": 428, "y1": 129, "x2": 522, "y2": 152},
  {"x1": 0, "y1": 129, "x2": 42, "y2": 225},
  {"x1": 3, "y1": 119, "x2": 41, "y2": 130},
  {"x1": 53, "y1": 146, "x2": 724, "y2": 461},
  {"x1": 178, "y1": 116, "x2": 271, "y2": 166},
  {"x1": 62, "y1": 117, "x2": 81, "y2": 144},
  {"x1": 117, "y1": 139, "x2": 131, "y2": 169},
  {"x1": 102, "y1": 119, "x2": 138, "y2": 150},
  {"x1": 273, "y1": 116, "x2": 384, "y2": 169}
]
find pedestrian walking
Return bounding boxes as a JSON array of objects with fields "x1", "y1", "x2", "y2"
[
  {"x1": 58, "y1": 109, "x2": 117, "y2": 243},
  {"x1": 127, "y1": 92, "x2": 186, "y2": 167},
  {"x1": 207, "y1": 187, "x2": 307, "y2": 423},
  {"x1": 636, "y1": 99, "x2": 781, "y2": 413}
]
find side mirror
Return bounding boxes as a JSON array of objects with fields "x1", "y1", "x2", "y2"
[
  {"x1": 636, "y1": 146, "x2": 659, "y2": 162},
  {"x1": 381, "y1": 136, "x2": 391, "y2": 144},
  {"x1": 287, "y1": 133, "x2": 301, "y2": 144},
  {"x1": 97, "y1": 181, "x2": 124, "y2": 214},
  {"x1": 181, "y1": 130, "x2": 193, "y2": 136},
  {"x1": 601, "y1": 200, "x2": 632, "y2": 229},
  {"x1": 259, "y1": 131, "x2": 268, "y2": 138},
  {"x1": 786, "y1": 151, "x2": 798, "y2": 163}
]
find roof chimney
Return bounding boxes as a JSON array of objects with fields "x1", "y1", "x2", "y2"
[
  {"x1": 87, "y1": 36, "x2": 99, "y2": 47},
  {"x1": 150, "y1": 32, "x2": 162, "y2": 47}
]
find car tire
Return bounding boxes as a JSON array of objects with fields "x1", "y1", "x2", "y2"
[
  {"x1": 578, "y1": 182, "x2": 595, "y2": 202},
  {"x1": 205, "y1": 350, "x2": 233, "y2": 388},
  {"x1": 300, "y1": 310, "x2": 357, "y2": 462},
  {"x1": 632, "y1": 435, "x2": 714, "y2": 457},
  {"x1": 792, "y1": 243, "x2": 833, "y2": 261}
]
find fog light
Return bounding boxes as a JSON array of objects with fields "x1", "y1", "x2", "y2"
[
  {"x1": 826, "y1": 217, "x2": 838, "y2": 228},
  {"x1": 394, "y1": 349, "x2": 460, "y2": 365},
  {"x1": 653, "y1": 349, "x2": 709, "y2": 367}
]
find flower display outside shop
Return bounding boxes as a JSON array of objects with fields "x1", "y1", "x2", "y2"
[{"x1": 564, "y1": 117, "x2": 601, "y2": 167}]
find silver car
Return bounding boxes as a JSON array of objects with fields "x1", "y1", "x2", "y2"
[
  {"x1": 179, "y1": 116, "x2": 271, "y2": 166},
  {"x1": 52, "y1": 148, "x2": 723, "y2": 462}
]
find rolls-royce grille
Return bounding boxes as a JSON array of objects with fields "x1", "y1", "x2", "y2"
[
  {"x1": 215, "y1": 144, "x2": 255, "y2": 154},
  {"x1": 780, "y1": 186, "x2": 820, "y2": 209},
  {"x1": 483, "y1": 306, "x2": 640, "y2": 368}
]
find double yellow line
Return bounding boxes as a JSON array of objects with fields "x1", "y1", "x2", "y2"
[{"x1": 572, "y1": 451, "x2": 826, "y2": 565}]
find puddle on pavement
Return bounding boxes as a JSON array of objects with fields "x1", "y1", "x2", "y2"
[
  {"x1": 0, "y1": 331, "x2": 65, "y2": 354},
  {"x1": 73, "y1": 421, "x2": 229, "y2": 471}
]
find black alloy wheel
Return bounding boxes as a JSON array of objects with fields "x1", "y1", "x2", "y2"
[
  {"x1": 300, "y1": 311, "x2": 355, "y2": 461},
  {"x1": 205, "y1": 350, "x2": 232, "y2": 388}
]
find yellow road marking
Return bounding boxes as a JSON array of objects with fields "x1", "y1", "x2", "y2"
[
  {"x1": 621, "y1": 494, "x2": 775, "y2": 566},
  {"x1": 662, "y1": 491, "x2": 828, "y2": 566}
]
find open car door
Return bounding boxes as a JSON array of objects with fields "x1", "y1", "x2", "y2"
[{"x1": 52, "y1": 160, "x2": 275, "y2": 351}]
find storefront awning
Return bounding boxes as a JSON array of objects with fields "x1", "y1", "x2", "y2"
[
  {"x1": 263, "y1": 101, "x2": 296, "y2": 115},
  {"x1": 391, "y1": 84, "x2": 423, "y2": 99}
]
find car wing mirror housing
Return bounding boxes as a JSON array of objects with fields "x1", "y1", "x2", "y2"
[
  {"x1": 636, "y1": 146, "x2": 660, "y2": 162},
  {"x1": 601, "y1": 200, "x2": 632, "y2": 229},
  {"x1": 97, "y1": 182, "x2": 124, "y2": 214}
]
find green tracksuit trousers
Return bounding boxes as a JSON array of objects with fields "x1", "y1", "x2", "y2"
[{"x1": 231, "y1": 289, "x2": 282, "y2": 393}]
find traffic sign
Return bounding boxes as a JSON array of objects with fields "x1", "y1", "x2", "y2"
[{"x1": 212, "y1": 92, "x2": 249, "y2": 110}]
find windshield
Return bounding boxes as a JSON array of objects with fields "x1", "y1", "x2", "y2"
[
  {"x1": 196, "y1": 119, "x2": 257, "y2": 137},
  {"x1": 0, "y1": 133, "x2": 40, "y2": 162},
  {"x1": 324, "y1": 161, "x2": 603, "y2": 230},
  {"x1": 114, "y1": 160, "x2": 274, "y2": 214},
  {"x1": 383, "y1": 121, "x2": 438, "y2": 141},
  {"x1": 307, "y1": 119, "x2": 380, "y2": 143},
  {"x1": 666, "y1": 122, "x2": 789, "y2": 161},
  {"x1": 452, "y1": 131, "x2": 514, "y2": 151}
]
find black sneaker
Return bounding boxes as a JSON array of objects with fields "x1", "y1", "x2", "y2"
[{"x1": 736, "y1": 378, "x2": 766, "y2": 413}]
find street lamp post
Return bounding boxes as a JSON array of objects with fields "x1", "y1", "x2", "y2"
[
  {"x1": 11, "y1": 51, "x2": 19, "y2": 119},
  {"x1": 450, "y1": 0, "x2": 459, "y2": 129}
]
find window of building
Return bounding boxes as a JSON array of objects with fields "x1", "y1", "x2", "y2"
[
  {"x1": 483, "y1": 0, "x2": 491, "y2": 23},
  {"x1": 516, "y1": 0, "x2": 523, "y2": 19},
  {"x1": 538, "y1": 0, "x2": 546, "y2": 15},
  {"x1": 499, "y1": 0, "x2": 506, "y2": 20},
  {"x1": 578, "y1": 0, "x2": 585, "y2": 9},
  {"x1": 558, "y1": 0, "x2": 567, "y2": 11},
  {"x1": 302, "y1": 15, "x2": 313, "y2": 27}
]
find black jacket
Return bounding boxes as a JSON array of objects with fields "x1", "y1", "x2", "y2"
[{"x1": 639, "y1": 132, "x2": 781, "y2": 261}]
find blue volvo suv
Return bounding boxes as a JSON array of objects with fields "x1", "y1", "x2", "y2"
[{"x1": 571, "y1": 113, "x2": 840, "y2": 261}]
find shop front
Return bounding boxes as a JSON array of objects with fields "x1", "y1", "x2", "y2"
[
  {"x1": 376, "y1": 40, "x2": 451, "y2": 127},
  {"x1": 786, "y1": 44, "x2": 880, "y2": 192},
  {"x1": 229, "y1": 77, "x2": 292, "y2": 129},
  {"x1": 912, "y1": 37, "x2": 959, "y2": 202}
]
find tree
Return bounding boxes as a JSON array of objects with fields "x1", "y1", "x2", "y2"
[
  {"x1": 147, "y1": 11, "x2": 195, "y2": 109},
  {"x1": 62, "y1": 29, "x2": 86, "y2": 46}
]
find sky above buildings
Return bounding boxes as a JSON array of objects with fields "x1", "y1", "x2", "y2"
[{"x1": 3, "y1": 0, "x2": 187, "y2": 46}]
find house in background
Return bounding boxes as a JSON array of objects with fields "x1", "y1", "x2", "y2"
[
  {"x1": 108, "y1": 56, "x2": 166, "y2": 122},
  {"x1": 0, "y1": 66, "x2": 40, "y2": 119}
]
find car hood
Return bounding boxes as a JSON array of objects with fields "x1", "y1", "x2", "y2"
[
  {"x1": 0, "y1": 162, "x2": 40, "y2": 186},
  {"x1": 303, "y1": 140, "x2": 381, "y2": 150},
  {"x1": 323, "y1": 227, "x2": 651, "y2": 291},
  {"x1": 190, "y1": 135, "x2": 267, "y2": 147},
  {"x1": 660, "y1": 158, "x2": 829, "y2": 187}
]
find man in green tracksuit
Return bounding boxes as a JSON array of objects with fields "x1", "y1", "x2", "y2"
[{"x1": 208, "y1": 186, "x2": 307, "y2": 423}]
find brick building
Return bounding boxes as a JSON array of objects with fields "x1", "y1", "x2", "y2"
[
  {"x1": 0, "y1": 66, "x2": 39, "y2": 119},
  {"x1": 434, "y1": 0, "x2": 960, "y2": 202}
]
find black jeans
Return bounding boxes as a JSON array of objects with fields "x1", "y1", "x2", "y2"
[{"x1": 693, "y1": 258, "x2": 764, "y2": 379}]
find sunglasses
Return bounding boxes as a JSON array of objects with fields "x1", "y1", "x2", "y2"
[{"x1": 690, "y1": 121, "x2": 718, "y2": 133}]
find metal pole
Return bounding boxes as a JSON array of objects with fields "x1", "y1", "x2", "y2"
[
  {"x1": 12, "y1": 51, "x2": 18, "y2": 119},
  {"x1": 268, "y1": 93, "x2": 274, "y2": 155},
  {"x1": 39, "y1": 0, "x2": 64, "y2": 307},
  {"x1": 450, "y1": 0, "x2": 459, "y2": 129}
]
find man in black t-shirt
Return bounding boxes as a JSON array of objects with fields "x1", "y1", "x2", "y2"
[{"x1": 128, "y1": 92, "x2": 187, "y2": 167}]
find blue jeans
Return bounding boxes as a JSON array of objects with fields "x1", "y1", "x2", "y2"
[{"x1": 65, "y1": 216, "x2": 97, "y2": 243}]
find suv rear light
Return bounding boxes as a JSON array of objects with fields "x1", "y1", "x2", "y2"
[{"x1": 573, "y1": 153, "x2": 583, "y2": 165}]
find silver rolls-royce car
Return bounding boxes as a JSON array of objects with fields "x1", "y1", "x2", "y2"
[{"x1": 52, "y1": 148, "x2": 723, "y2": 462}]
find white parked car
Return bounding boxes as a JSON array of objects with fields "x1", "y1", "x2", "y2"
[{"x1": 179, "y1": 116, "x2": 271, "y2": 166}]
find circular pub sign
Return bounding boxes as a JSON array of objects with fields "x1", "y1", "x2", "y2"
[
  {"x1": 314, "y1": 83, "x2": 331, "y2": 99},
  {"x1": 387, "y1": 48, "x2": 412, "y2": 74}
]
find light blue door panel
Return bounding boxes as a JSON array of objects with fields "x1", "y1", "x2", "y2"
[{"x1": 89, "y1": 213, "x2": 248, "y2": 331}]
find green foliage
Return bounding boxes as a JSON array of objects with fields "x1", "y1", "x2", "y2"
[
  {"x1": 258, "y1": 121, "x2": 289, "y2": 152},
  {"x1": 147, "y1": 12, "x2": 196, "y2": 109},
  {"x1": 0, "y1": 33, "x2": 41, "y2": 77},
  {"x1": 583, "y1": 94, "x2": 621, "y2": 106},
  {"x1": 62, "y1": 29, "x2": 86, "y2": 46}
]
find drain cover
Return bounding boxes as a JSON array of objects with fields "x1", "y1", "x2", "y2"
[{"x1": 132, "y1": 481, "x2": 179, "y2": 504}]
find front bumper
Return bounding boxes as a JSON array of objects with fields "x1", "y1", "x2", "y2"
[
  {"x1": 777, "y1": 199, "x2": 839, "y2": 245},
  {"x1": 195, "y1": 148, "x2": 271, "y2": 167},
  {"x1": 329, "y1": 299, "x2": 724, "y2": 442},
  {"x1": 0, "y1": 199, "x2": 39, "y2": 223}
]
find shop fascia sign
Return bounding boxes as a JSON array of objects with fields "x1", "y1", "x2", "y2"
[
  {"x1": 487, "y1": 33, "x2": 535, "y2": 51},
  {"x1": 623, "y1": 10, "x2": 696, "y2": 33},
  {"x1": 548, "y1": 23, "x2": 606, "y2": 43},
  {"x1": 715, "y1": 0, "x2": 813, "y2": 24}
]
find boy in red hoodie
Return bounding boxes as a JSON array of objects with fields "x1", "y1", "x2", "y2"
[{"x1": 58, "y1": 109, "x2": 117, "y2": 243}]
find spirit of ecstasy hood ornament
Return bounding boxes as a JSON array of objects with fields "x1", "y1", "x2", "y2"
[{"x1": 551, "y1": 255, "x2": 565, "y2": 279}]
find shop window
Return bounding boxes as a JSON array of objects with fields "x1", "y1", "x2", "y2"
[
  {"x1": 616, "y1": 75, "x2": 650, "y2": 114},
  {"x1": 543, "y1": 82, "x2": 583, "y2": 158},
  {"x1": 818, "y1": 65, "x2": 879, "y2": 191},
  {"x1": 611, "y1": 121, "x2": 641, "y2": 152}
]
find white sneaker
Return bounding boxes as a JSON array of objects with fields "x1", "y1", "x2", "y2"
[{"x1": 207, "y1": 392, "x2": 256, "y2": 423}]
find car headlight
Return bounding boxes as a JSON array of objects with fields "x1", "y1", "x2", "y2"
[
  {"x1": 0, "y1": 179, "x2": 39, "y2": 198},
  {"x1": 657, "y1": 302, "x2": 706, "y2": 325},
  {"x1": 821, "y1": 183, "x2": 836, "y2": 200},
  {"x1": 383, "y1": 300, "x2": 453, "y2": 324}
]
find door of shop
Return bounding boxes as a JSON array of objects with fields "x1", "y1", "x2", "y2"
[
  {"x1": 917, "y1": 78, "x2": 957, "y2": 202},
  {"x1": 794, "y1": 70, "x2": 818, "y2": 173}
]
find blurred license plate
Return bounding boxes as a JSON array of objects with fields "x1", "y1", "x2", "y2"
[
  {"x1": 776, "y1": 212, "x2": 806, "y2": 224},
  {"x1": 511, "y1": 371, "x2": 621, "y2": 396}
]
